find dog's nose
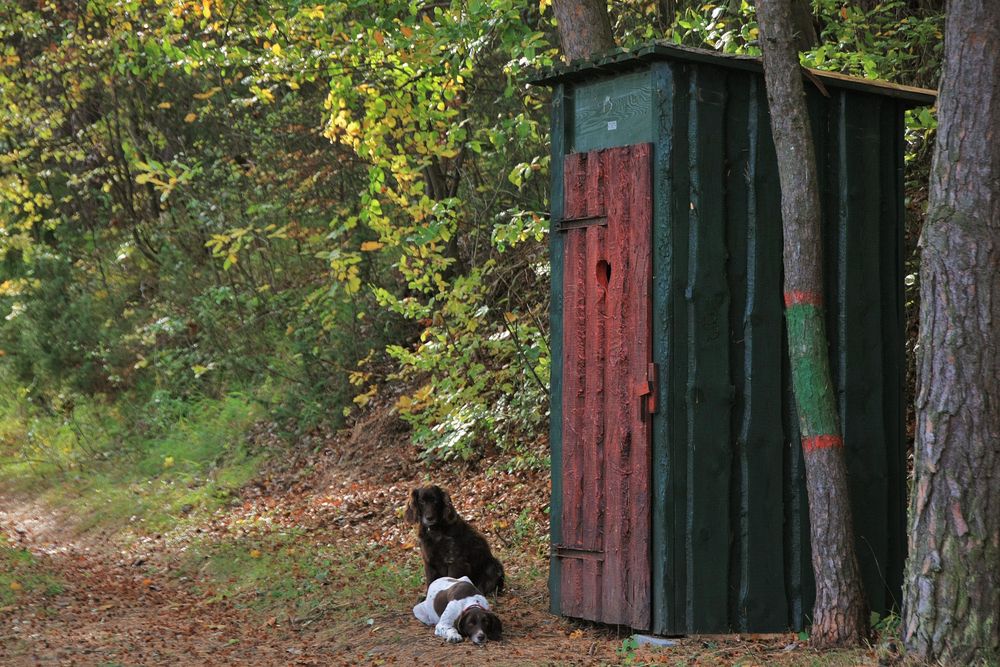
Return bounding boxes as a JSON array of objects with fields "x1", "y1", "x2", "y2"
[{"x1": 472, "y1": 631, "x2": 486, "y2": 645}]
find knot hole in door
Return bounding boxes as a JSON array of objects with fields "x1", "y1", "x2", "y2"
[{"x1": 596, "y1": 259, "x2": 611, "y2": 288}]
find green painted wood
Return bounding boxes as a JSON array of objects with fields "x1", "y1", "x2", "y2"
[
  {"x1": 543, "y1": 53, "x2": 911, "y2": 635},
  {"x1": 843, "y1": 93, "x2": 891, "y2": 613},
  {"x1": 572, "y1": 70, "x2": 654, "y2": 152},
  {"x1": 725, "y1": 73, "x2": 751, "y2": 630},
  {"x1": 548, "y1": 83, "x2": 567, "y2": 616},
  {"x1": 880, "y1": 101, "x2": 907, "y2": 614},
  {"x1": 857, "y1": 93, "x2": 891, "y2": 614},
  {"x1": 833, "y1": 91, "x2": 891, "y2": 615},
  {"x1": 666, "y1": 63, "x2": 693, "y2": 637},
  {"x1": 728, "y1": 75, "x2": 788, "y2": 631},
  {"x1": 533, "y1": 43, "x2": 937, "y2": 107},
  {"x1": 684, "y1": 67, "x2": 732, "y2": 633},
  {"x1": 649, "y1": 61, "x2": 679, "y2": 636}
]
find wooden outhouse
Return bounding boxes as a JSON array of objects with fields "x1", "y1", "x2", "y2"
[{"x1": 534, "y1": 43, "x2": 935, "y2": 634}]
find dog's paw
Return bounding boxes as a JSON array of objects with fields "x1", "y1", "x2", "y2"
[{"x1": 444, "y1": 628, "x2": 463, "y2": 643}]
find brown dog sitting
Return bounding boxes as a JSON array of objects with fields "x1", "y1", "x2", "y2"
[{"x1": 405, "y1": 485, "x2": 505, "y2": 595}]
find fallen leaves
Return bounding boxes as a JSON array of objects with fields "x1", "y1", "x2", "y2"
[{"x1": 0, "y1": 405, "x2": 881, "y2": 666}]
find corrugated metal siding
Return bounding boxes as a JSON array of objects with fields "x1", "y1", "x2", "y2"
[{"x1": 548, "y1": 56, "x2": 914, "y2": 634}]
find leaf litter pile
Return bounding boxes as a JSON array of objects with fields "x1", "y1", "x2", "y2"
[{"x1": 1, "y1": 405, "x2": 884, "y2": 666}]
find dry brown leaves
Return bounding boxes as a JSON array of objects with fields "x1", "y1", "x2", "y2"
[{"x1": 1, "y1": 404, "x2": 881, "y2": 666}]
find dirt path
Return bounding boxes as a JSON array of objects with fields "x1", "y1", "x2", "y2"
[
  {"x1": 0, "y1": 494, "x2": 338, "y2": 666},
  {"x1": 0, "y1": 446, "x2": 631, "y2": 667},
  {"x1": 0, "y1": 410, "x2": 876, "y2": 667}
]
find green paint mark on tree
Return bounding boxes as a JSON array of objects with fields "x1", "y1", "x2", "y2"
[{"x1": 785, "y1": 302, "x2": 840, "y2": 438}]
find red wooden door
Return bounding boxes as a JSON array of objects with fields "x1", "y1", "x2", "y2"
[{"x1": 557, "y1": 143, "x2": 653, "y2": 630}]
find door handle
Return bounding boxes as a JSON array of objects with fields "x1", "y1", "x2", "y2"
[{"x1": 636, "y1": 362, "x2": 658, "y2": 421}]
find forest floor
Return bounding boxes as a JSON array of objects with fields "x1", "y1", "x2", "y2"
[{"x1": 0, "y1": 406, "x2": 889, "y2": 666}]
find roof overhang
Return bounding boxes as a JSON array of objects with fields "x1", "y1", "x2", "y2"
[{"x1": 531, "y1": 42, "x2": 937, "y2": 107}]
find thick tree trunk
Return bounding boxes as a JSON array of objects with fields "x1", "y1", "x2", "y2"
[
  {"x1": 551, "y1": 0, "x2": 616, "y2": 62},
  {"x1": 902, "y1": 2, "x2": 1000, "y2": 663},
  {"x1": 756, "y1": 0, "x2": 869, "y2": 648}
]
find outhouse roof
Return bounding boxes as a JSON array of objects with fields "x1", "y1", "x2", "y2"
[{"x1": 532, "y1": 42, "x2": 937, "y2": 106}]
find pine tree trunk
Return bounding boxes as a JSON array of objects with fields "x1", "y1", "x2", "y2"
[
  {"x1": 902, "y1": 2, "x2": 1000, "y2": 663},
  {"x1": 756, "y1": 0, "x2": 869, "y2": 648},
  {"x1": 551, "y1": 0, "x2": 616, "y2": 62}
]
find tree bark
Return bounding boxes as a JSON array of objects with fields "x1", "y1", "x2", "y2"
[
  {"x1": 902, "y1": 2, "x2": 1000, "y2": 663},
  {"x1": 756, "y1": 0, "x2": 869, "y2": 648},
  {"x1": 551, "y1": 0, "x2": 616, "y2": 62},
  {"x1": 789, "y1": 0, "x2": 818, "y2": 51}
]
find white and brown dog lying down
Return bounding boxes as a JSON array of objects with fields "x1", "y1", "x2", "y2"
[{"x1": 413, "y1": 576, "x2": 502, "y2": 645}]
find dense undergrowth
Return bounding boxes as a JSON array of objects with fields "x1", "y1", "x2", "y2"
[{"x1": 1, "y1": 0, "x2": 941, "y2": 472}]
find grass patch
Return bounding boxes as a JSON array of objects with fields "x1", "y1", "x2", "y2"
[
  {"x1": 177, "y1": 529, "x2": 423, "y2": 624},
  {"x1": 0, "y1": 386, "x2": 264, "y2": 538},
  {"x1": 0, "y1": 534, "x2": 64, "y2": 606}
]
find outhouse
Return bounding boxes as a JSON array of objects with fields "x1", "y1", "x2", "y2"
[{"x1": 534, "y1": 43, "x2": 935, "y2": 634}]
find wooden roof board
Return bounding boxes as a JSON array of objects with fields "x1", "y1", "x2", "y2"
[{"x1": 531, "y1": 42, "x2": 937, "y2": 106}]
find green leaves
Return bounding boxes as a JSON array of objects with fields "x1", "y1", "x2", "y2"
[{"x1": 0, "y1": 0, "x2": 559, "y2": 455}]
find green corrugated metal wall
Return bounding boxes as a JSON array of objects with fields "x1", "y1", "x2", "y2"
[{"x1": 545, "y1": 50, "x2": 926, "y2": 634}]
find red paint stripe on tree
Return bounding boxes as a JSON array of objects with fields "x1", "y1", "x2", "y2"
[
  {"x1": 783, "y1": 290, "x2": 824, "y2": 307},
  {"x1": 802, "y1": 434, "x2": 843, "y2": 452}
]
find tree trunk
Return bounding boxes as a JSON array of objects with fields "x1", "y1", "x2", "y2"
[
  {"x1": 789, "y1": 0, "x2": 818, "y2": 51},
  {"x1": 902, "y1": 2, "x2": 1000, "y2": 663},
  {"x1": 551, "y1": 0, "x2": 616, "y2": 62},
  {"x1": 756, "y1": 0, "x2": 869, "y2": 648}
]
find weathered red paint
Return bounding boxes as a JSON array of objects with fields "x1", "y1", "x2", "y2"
[
  {"x1": 802, "y1": 434, "x2": 845, "y2": 453},
  {"x1": 558, "y1": 144, "x2": 653, "y2": 630},
  {"x1": 783, "y1": 290, "x2": 824, "y2": 307}
]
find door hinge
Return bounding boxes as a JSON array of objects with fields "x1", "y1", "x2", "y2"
[
  {"x1": 555, "y1": 214, "x2": 607, "y2": 232},
  {"x1": 553, "y1": 545, "x2": 605, "y2": 561}
]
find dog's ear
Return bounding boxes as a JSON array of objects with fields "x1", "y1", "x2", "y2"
[
  {"x1": 486, "y1": 612, "x2": 503, "y2": 641},
  {"x1": 456, "y1": 609, "x2": 474, "y2": 638},
  {"x1": 404, "y1": 488, "x2": 420, "y2": 524},
  {"x1": 438, "y1": 487, "x2": 458, "y2": 524}
]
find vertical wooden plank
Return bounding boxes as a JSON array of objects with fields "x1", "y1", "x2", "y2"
[
  {"x1": 559, "y1": 152, "x2": 593, "y2": 619},
  {"x1": 880, "y1": 101, "x2": 907, "y2": 614},
  {"x1": 667, "y1": 63, "x2": 693, "y2": 636},
  {"x1": 625, "y1": 144, "x2": 653, "y2": 630},
  {"x1": 835, "y1": 92, "x2": 890, "y2": 614},
  {"x1": 857, "y1": 93, "x2": 890, "y2": 613},
  {"x1": 684, "y1": 68, "x2": 732, "y2": 633},
  {"x1": 725, "y1": 72, "x2": 751, "y2": 630},
  {"x1": 601, "y1": 143, "x2": 653, "y2": 630},
  {"x1": 549, "y1": 84, "x2": 568, "y2": 616},
  {"x1": 650, "y1": 60, "x2": 679, "y2": 635},
  {"x1": 577, "y1": 172, "x2": 608, "y2": 620},
  {"x1": 732, "y1": 75, "x2": 788, "y2": 631},
  {"x1": 582, "y1": 165, "x2": 607, "y2": 554}
]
